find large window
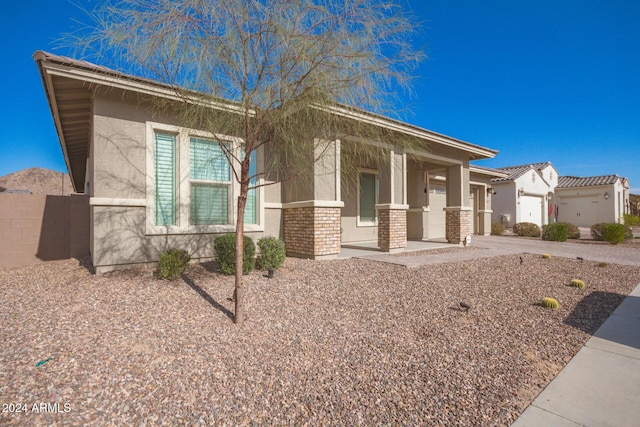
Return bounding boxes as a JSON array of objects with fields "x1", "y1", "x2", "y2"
[
  {"x1": 147, "y1": 123, "x2": 263, "y2": 234},
  {"x1": 358, "y1": 170, "x2": 379, "y2": 225},
  {"x1": 189, "y1": 137, "x2": 231, "y2": 225},
  {"x1": 154, "y1": 132, "x2": 177, "y2": 226}
]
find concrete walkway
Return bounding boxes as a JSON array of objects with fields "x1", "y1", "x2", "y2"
[{"x1": 354, "y1": 236, "x2": 640, "y2": 426}]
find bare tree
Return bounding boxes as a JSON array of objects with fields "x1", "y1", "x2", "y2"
[{"x1": 72, "y1": 0, "x2": 423, "y2": 326}]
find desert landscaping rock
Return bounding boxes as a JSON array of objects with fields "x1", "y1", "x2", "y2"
[{"x1": 2, "y1": 252, "x2": 640, "y2": 425}]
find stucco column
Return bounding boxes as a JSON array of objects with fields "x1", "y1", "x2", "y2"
[
  {"x1": 445, "y1": 163, "x2": 472, "y2": 243},
  {"x1": 477, "y1": 184, "x2": 492, "y2": 236}
]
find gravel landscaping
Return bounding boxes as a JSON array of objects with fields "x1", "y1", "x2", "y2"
[{"x1": 2, "y1": 250, "x2": 640, "y2": 426}]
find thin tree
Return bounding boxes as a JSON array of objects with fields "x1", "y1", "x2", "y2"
[{"x1": 72, "y1": 0, "x2": 423, "y2": 326}]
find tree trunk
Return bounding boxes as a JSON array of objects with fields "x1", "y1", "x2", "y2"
[{"x1": 234, "y1": 160, "x2": 250, "y2": 326}]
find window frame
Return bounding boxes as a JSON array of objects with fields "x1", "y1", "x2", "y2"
[
  {"x1": 145, "y1": 122, "x2": 264, "y2": 235},
  {"x1": 357, "y1": 168, "x2": 380, "y2": 227}
]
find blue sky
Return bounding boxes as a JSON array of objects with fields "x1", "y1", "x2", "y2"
[{"x1": 2, "y1": 1, "x2": 639, "y2": 192}]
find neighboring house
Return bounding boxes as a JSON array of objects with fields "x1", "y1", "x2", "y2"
[
  {"x1": 555, "y1": 175, "x2": 630, "y2": 227},
  {"x1": 490, "y1": 162, "x2": 559, "y2": 228},
  {"x1": 35, "y1": 51, "x2": 501, "y2": 273}
]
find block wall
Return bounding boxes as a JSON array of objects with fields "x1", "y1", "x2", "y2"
[
  {"x1": 378, "y1": 208, "x2": 407, "y2": 251},
  {"x1": 446, "y1": 208, "x2": 472, "y2": 243},
  {"x1": 283, "y1": 207, "x2": 341, "y2": 258}
]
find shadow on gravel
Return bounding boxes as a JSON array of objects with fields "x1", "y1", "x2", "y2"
[
  {"x1": 564, "y1": 291, "x2": 626, "y2": 335},
  {"x1": 182, "y1": 274, "x2": 234, "y2": 320}
]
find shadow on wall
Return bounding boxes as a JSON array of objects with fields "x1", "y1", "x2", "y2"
[
  {"x1": 36, "y1": 195, "x2": 90, "y2": 262},
  {"x1": 564, "y1": 291, "x2": 639, "y2": 350}
]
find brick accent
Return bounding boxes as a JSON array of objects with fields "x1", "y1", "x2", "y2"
[
  {"x1": 283, "y1": 207, "x2": 341, "y2": 258},
  {"x1": 445, "y1": 208, "x2": 472, "y2": 243},
  {"x1": 377, "y1": 207, "x2": 407, "y2": 252}
]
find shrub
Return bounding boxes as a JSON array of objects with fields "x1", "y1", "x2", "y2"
[
  {"x1": 513, "y1": 222, "x2": 541, "y2": 237},
  {"x1": 257, "y1": 236, "x2": 286, "y2": 271},
  {"x1": 624, "y1": 214, "x2": 640, "y2": 227},
  {"x1": 602, "y1": 223, "x2": 626, "y2": 244},
  {"x1": 157, "y1": 248, "x2": 190, "y2": 280},
  {"x1": 491, "y1": 222, "x2": 505, "y2": 236},
  {"x1": 542, "y1": 253, "x2": 551, "y2": 259},
  {"x1": 558, "y1": 222, "x2": 581, "y2": 239},
  {"x1": 214, "y1": 234, "x2": 256, "y2": 275},
  {"x1": 590, "y1": 223, "x2": 607, "y2": 240},
  {"x1": 542, "y1": 223, "x2": 568, "y2": 242},
  {"x1": 590, "y1": 223, "x2": 632, "y2": 241},
  {"x1": 570, "y1": 279, "x2": 585, "y2": 289},
  {"x1": 598, "y1": 262, "x2": 608, "y2": 267},
  {"x1": 541, "y1": 297, "x2": 559, "y2": 309}
]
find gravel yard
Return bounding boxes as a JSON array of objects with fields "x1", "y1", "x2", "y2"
[{"x1": 2, "y1": 250, "x2": 640, "y2": 426}]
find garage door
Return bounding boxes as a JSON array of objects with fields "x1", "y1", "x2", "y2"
[
  {"x1": 520, "y1": 195, "x2": 543, "y2": 227},
  {"x1": 559, "y1": 197, "x2": 599, "y2": 227}
]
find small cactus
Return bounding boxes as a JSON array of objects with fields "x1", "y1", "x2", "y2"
[
  {"x1": 570, "y1": 279, "x2": 585, "y2": 289},
  {"x1": 541, "y1": 297, "x2": 559, "y2": 309},
  {"x1": 542, "y1": 254, "x2": 551, "y2": 259},
  {"x1": 598, "y1": 262, "x2": 608, "y2": 267}
]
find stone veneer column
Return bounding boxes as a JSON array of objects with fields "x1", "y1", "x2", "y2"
[
  {"x1": 283, "y1": 204, "x2": 341, "y2": 259},
  {"x1": 444, "y1": 207, "x2": 473, "y2": 244},
  {"x1": 376, "y1": 204, "x2": 408, "y2": 252}
]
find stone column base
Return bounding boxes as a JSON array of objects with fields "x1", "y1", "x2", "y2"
[
  {"x1": 444, "y1": 206, "x2": 473, "y2": 244},
  {"x1": 376, "y1": 204, "x2": 408, "y2": 252},
  {"x1": 283, "y1": 205, "x2": 341, "y2": 259}
]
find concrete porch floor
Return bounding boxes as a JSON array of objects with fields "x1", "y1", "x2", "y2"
[{"x1": 338, "y1": 239, "x2": 460, "y2": 259}]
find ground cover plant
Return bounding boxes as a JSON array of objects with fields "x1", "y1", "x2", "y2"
[{"x1": 2, "y1": 254, "x2": 640, "y2": 425}]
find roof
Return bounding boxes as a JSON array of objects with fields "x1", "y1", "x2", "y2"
[
  {"x1": 34, "y1": 51, "x2": 499, "y2": 192},
  {"x1": 490, "y1": 161, "x2": 554, "y2": 183},
  {"x1": 469, "y1": 164, "x2": 509, "y2": 179},
  {"x1": 557, "y1": 175, "x2": 623, "y2": 188}
]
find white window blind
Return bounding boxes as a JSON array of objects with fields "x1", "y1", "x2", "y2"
[
  {"x1": 359, "y1": 171, "x2": 379, "y2": 223},
  {"x1": 155, "y1": 132, "x2": 176, "y2": 226},
  {"x1": 189, "y1": 137, "x2": 231, "y2": 225}
]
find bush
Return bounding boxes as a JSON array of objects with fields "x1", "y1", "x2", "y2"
[
  {"x1": 542, "y1": 254, "x2": 551, "y2": 259},
  {"x1": 157, "y1": 248, "x2": 190, "y2": 280},
  {"x1": 513, "y1": 222, "x2": 541, "y2": 237},
  {"x1": 558, "y1": 222, "x2": 580, "y2": 239},
  {"x1": 591, "y1": 222, "x2": 633, "y2": 243},
  {"x1": 602, "y1": 223, "x2": 626, "y2": 244},
  {"x1": 542, "y1": 223, "x2": 568, "y2": 242},
  {"x1": 624, "y1": 214, "x2": 640, "y2": 227},
  {"x1": 257, "y1": 236, "x2": 286, "y2": 271},
  {"x1": 491, "y1": 222, "x2": 505, "y2": 236},
  {"x1": 570, "y1": 279, "x2": 585, "y2": 289},
  {"x1": 214, "y1": 234, "x2": 256, "y2": 275}
]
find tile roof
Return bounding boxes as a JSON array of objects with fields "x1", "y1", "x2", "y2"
[
  {"x1": 490, "y1": 161, "x2": 553, "y2": 183},
  {"x1": 557, "y1": 175, "x2": 621, "y2": 188}
]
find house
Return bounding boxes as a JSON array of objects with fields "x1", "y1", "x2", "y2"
[
  {"x1": 490, "y1": 162, "x2": 559, "y2": 228},
  {"x1": 35, "y1": 51, "x2": 501, "y2": 273},
  {"x1": 555, "y1": 175, "x2": 629, "y2": 227}
]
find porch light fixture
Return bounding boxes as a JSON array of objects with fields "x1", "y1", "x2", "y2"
[
  {"x1": 604, "y1": 191, "x2": 609, "y2": 200},
  {"x1": 518, "y1": 188, "x2": 525, "y2": 198},
  {"x1": 487, "y1": 187, "x2": 496, "y2": 196}
]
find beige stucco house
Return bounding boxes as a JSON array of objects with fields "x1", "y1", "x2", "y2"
[
  {"x1": 490, "y1": 162, "x2": 559, "y2": 228},
  {"x1": 555, "y1": 175, "x2": 629, "y2": 227},
  {"x1": 35, "y1": 51, "x2": 501, "y2": 273}
]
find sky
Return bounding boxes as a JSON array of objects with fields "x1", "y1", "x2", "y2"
[{"x1": 1, "y1": 1, "x2": 639, "y2": 192}]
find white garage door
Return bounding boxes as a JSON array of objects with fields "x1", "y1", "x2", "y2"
[
  {"x1": 559, "y1": 197, "x2": 599, "y2": 227},
  {"x1": 520, "y1": 195, "x2": 543, "y2": 227}
]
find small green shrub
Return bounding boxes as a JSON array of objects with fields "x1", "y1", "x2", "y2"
[
  {"x1": 214, "y1": 233, "x2": 256, "y2": 275},
  {"x1": 602, "y1": 223, "x2": 626, "y2": 244},
  {"x1": 541, "y1": 297, "x2": 559, "y2": 309},
  {"x1": 558, "y1": 222, "x2": 581, "y2": 239},
  {"x1": 624, "y1": 214, "x2": 640, "y2": 227},
  {"x1": 570, "y1": 279, "x2": 585, "y2": 289},
  {"x1": 598, "y1": 262, "x2": 608, "y2": 267},
  {"x1": 491, "y1": 222, "x2": 505, "y2": 236},
  {"x1": 157, "y1": 248, "x2": 190, "y2": 280},
  {"x1": 542, "y1": 223, "x2": 568, "y2": 242},
  {"x1": 257, "y1": 236, "x2": 286, "y2": 271},
  {"x1": 513, "y1": 222, "x2": 541, "y2": 237},
  {"x1": 590, "y1": 223, "x2": 607, "y2": 240},
  {"x1": 542, "y1": 253, "x2": 551, "y2": 259}
]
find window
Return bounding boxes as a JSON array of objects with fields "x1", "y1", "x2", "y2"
[
  {"x1": 147, "y1": 122, "x2": 263, "y2": 234},
  {"x1": 358, "y1": 171, "x2": 379, "y2": 225},
  {"x1": 189, "y1": 137, "x2": 231, "y2": 225},
  {"x1": 154, "y1": 132, "x2": 177, "y2": 226}
]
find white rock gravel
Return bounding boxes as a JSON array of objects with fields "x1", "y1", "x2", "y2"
[{"x1": 2, "y1": 251, "x2": 640, "y2": 426}]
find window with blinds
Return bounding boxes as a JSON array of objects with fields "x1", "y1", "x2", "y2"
[
  {"x1": 154, "y1": 132, "x2": 177, "y2": 226},
  {"x1": 359, "y1": 171, "x2": 379, "y2": 225},
  {"x1": 189, "y1": 137, "x2": 231, "y2": 225},
  {"x1": 245, "y1": 150, "x2": 257, "y2": 225}
]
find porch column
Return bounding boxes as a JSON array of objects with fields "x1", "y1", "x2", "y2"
[
  {"x1": 282, "y1": 139, "x2": 343, "y2": 259},
  {"x1": 377, "y1": 148, "x2": 408, "y2": 252},
  {"x1": 477, "y1": 184, "x2": 492, "y2": 236},
  {"x1": 445, "y1": 163, "x2": 472, "y2": 244}
]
